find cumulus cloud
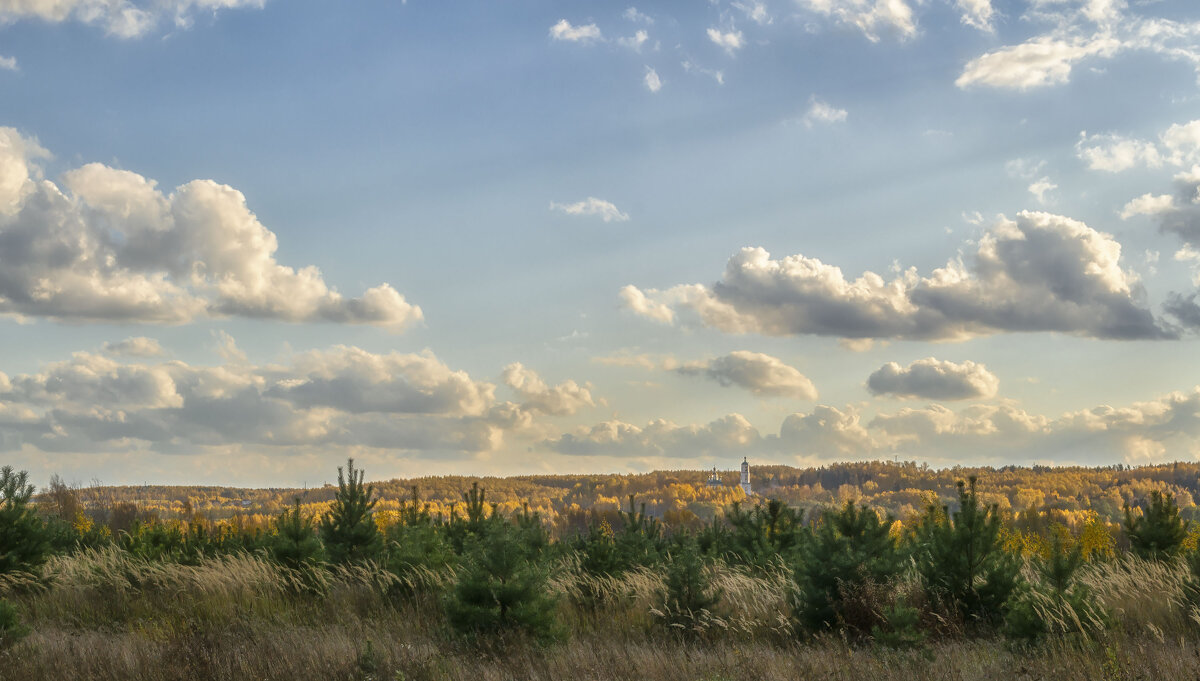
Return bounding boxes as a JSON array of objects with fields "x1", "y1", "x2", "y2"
[
  {"x1": 0, "y1": 0, "x2": 266, "y2": 38},
  {"x1": 548, "y1": 413, "x2": 762, "y2": 458},
  {"x1": 676, "y1": 351, "x2": 818, "y2": 400},
  {"x1": 732, "y1": 1, "x2": 770, "y2": 25},
  {"x1": 958, "y1": 2, "x2": 1200, "y2": 91},
  {"x1": 643, "y1": 66, "x2": 662, "y2": 92},
  {"x1": 550, "y1": 19, "x2": 602, "y2": 43},
  {"x1": 0, "y1": 127, "x2": 422, "y2": 328},
  {"x1": 956, "y1": 0, "x2": 994, "y2": 31},
  {"x1": 801, "y1": 98, "x2": 848, "y2": 128},
  {"x1": 1120, "y1": 193, "x2": 1174, "y2": 220},
  {"x1": 0, "y1": 342, "x2": 596, "y2": 458},
  {"x1": 546, "y1": 385, "x2": 1200, "y2": 467},
  {"x1": 867, "y1": 358, "x2": 999, "y2": 400},
  {"x1": 549, "y1": 197, "x2": 629, "y2": 222},
  {"x1": 623, "y1": 7, "x2": 653, "y2": 24},
  {"x1": 1077, "y1": 134, "x2": 1163, "y2": 172},
  {"x1": 501, "y1": 362, "x2": 595, "y2": 416},
  {"x1": 619, "y1": 29, "x2": 649, "y2": 51},
  {"x1": 706, "y1": 27, "x2": 744, "y2": 53},
  {"x1": 622, "y1": 211, "x2": 1169, "y2": 341},
  {"x1": 102, "y1": 336, "x2": 165, "y2": 358},
  {"x1": 1078, "y1": 121, "x2": 1200, "y2": 174},
  {"x1": 0, "y1": 55, "x2": 16, "y2": 71},
  {"x1": 1028, "y1": 177, "x2": 1057, "y2": 204},
  {"x1": 957, "y1": 35, "x2": 1120, "y2": 90},
  {"x1": 796, "y1": 0, "x2": 916, "y2": 42}
]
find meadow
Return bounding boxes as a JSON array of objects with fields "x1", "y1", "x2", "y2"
[{"x1": 3, "y1": 460, "x2": 1200, "y2": 680}]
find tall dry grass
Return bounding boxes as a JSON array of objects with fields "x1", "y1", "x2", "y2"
[{"x1": 2, "y1": 549, "x2": 1200, "y2": 680}]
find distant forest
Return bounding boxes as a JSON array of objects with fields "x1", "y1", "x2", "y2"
[{"x1": 55, "y1": 460, "x2": 1200, "y2": 538}]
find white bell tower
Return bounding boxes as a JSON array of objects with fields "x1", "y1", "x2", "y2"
[{"x1": 740, "y1": 457, "x2": 751, "y2": 495}]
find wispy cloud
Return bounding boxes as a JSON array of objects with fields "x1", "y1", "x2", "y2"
[{"x1": 550, "y1": 197, "x2": 630, "y2": 222}]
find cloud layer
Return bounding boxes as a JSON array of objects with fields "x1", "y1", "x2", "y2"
[
  {"x1": 546, "y1": 388, "x2": 1200, "y2": 467},
  {"x1": 622, "y1": 211, "x2": 1168, "y2": 341},
  {"x1": 0, "y1": 128, "x2": 421, "y2": 328},
  {"x1": 0, "y1": 342, "x2": 595, "y2": 458}
]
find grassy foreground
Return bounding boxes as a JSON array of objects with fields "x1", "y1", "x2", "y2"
[{"x1": 2, "y1": 548, "x2": 1199, "y2": 681}]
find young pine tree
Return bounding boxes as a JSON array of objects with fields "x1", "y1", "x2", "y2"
[
  {"x1": 320, "y1": 459, "x2": 383, "y2": 565},
  {"x1": 444, "y1": 521, "x2": 560, "y2": 644},
  {"x1": 795, "y1": 501, "x2": 904, "y2": 634},
  {"x1": 1005, "y1": 532, "x2": 1107, "y2": 642},
  {"x1": 270, "y1": 497, "x2": 325, "y2": 569},
  {"x1": 0, "y1": 467, "x2": 51, "y2": 575},
  {"x1": 914, "y1": 477, "x2": 1022, "y2": 629},
  {"x1": 384, "y1": 487, "x2": 455, "y2": 596},
  {"x1": 659, "y1": 537, "x2": 723, "y2": 637},
  {"x1": 1123, "y1": 491, "x2": 1188, "y2": 560}
]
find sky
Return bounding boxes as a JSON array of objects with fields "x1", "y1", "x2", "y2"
[{"x1": 2, "y1": 0, "x2": 1200, "y2": 486}]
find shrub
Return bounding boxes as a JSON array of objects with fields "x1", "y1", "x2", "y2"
[
  {"x1": 444, "y1": 521, "x2": 560, "y2": 644},
  {"x1": 724, "y1": 499, "x2": 805, "y2": 570},
  {"x1": 0, "y1": 598, "x2": 27, "y2": 648},
  {"x1": 795, "y1": 501, "x2": 904, "y2": 634},
  {"x1": 913, "y1": 477, "x2": 1022, "y2": 629}
]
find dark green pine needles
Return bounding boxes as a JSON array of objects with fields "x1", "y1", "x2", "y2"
[{"x1": 320, "y1": 459, "x2": 384, "y2": 565}]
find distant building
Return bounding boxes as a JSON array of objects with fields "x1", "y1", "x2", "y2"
[
  {"x1": 706, "y1": 459, "x2": 753, "y2": 495},
  {"x1": 706, "y1": 467, "x2": 722, "y2": 487}
]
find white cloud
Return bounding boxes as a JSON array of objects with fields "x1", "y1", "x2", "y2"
[
  {"x1": 501, "y1": 362, "x2": 595, "y2": 416},
  {"x1": 802, "y1": 98, "x2": 848, "y2": 128},
  {"x1": 619, "y1": 29, "x2": 649, "y2": 51},
  {"x1": 706, "y1": 27, "x2": 744, "y2": 53},
  {"x1": 621, "y1": 211, "x2": 1169, "y2": 340},
  {"x1": 550, "y1": 196, "x2": 629, "y2": 222},
  {"x1": 1028, "y1": 176, "x2": 1058, "y2": 204},
  {"x1": 682, "y1": 60, "x2": 724, "y2": 85},
  {"x1": 0, "y1": 128, "x2": 422, "y2": 328},
  {"x1": 676, "y1": 351, "x2": 818, "y2": 400},
  {"x1": 0, "y1": 55, "x2": 16, "y2": 71},
  {"x1": 0, "y1": 0, "x2": 265, "y2": 38},
  {"x1": 1120, "y1": 193, "x2": 1174, "y2": 219},
  {"x1": 546, "y1": 386, "x2": 1200, "y2": 467},
  {"x1": 867, "y1": 358, "x2": 999, "y2": 400},
  {"x1": 623, "y1": 7, "x2": 653, "y2": 24},
  {"x1": 732, "y1": 1, "x2": 771, "y2": 25},
  {"x1": 958, "y1": 3, "x2": 1200, "y2": 92},
  {"x1": 796, "y1": 0, "x2": 917, "y2": 43},
  {"x1": 956, "y1": 0, "x2": 994, "y2": 31},
  {"x1": 957, "y1": 35, "x2": 1121, "y2": 90},
  {"x1": 550, "y1": 19, "x2": 602, "y2": 43},
  {"x1": 212, "y1": 329, "x2": 247, "y2": 363},
  {"x1": 643, "y1": 66, "x2": 662, "y2": 92},
  {"x1": 102, "y1": 336, "x2": 165, "y2": 358},
  {"x1": 1076, "y1": 132, "x2": 1164, "y2": 172},
  {"x1": 0, "y1": 343, "x2": 602, "y2": 459}
]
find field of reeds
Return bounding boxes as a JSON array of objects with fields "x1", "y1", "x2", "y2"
[{"x1": 3, "y1": 547, "x2": 1200, "y2": 681}]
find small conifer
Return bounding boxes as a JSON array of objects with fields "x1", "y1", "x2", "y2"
[{"x1": 320, "y1": 459, "x2": 383, "y2": 565}]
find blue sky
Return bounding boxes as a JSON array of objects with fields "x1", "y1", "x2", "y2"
[{"x1": 2, "y1": 0, "x2": 1200, "y2": 486}]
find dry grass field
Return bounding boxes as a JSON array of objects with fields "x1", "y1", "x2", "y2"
[{"x1": 3, "y1": 548, "x2": 1200, "y2": 681}]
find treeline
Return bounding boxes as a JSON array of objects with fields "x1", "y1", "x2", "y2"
[
  {"x1": 5, "y1": 459, "x2": 1200, "y2": 650},
  {"x1": 53, "y1": 461, "x2": 1200, "y2": 538}
]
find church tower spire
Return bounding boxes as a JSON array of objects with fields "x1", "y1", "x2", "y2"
[{"x1": 740, "y1": 456, "x2": 751, "y2": 495}]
